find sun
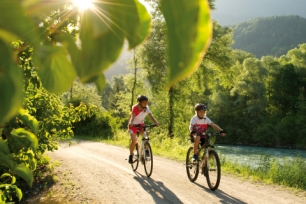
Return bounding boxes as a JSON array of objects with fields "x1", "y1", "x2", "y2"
[{"x1": 72, "y1": 0, "x2": 94, "y2": 11}]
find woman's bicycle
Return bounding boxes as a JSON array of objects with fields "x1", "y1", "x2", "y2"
[
  {"x1": 130, "y1": 124, "x2": 157, "y2": 177},
  {"x1": 186, "y1": 132, "x2": 221, "y2": 190}
]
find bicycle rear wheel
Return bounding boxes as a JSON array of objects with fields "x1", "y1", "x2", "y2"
[
  {"x1": 143, "y1": 142, "x2": 153, "y2": 177},
  {"x1": 186, "y1": 147, "x2": 199, "y2": 182},
  {"x1": 205, "y1": 150, "x2": 221, "y2": 190},
  {"x1": 131, "y1": 143, "x2": 139, "y2": 171}
]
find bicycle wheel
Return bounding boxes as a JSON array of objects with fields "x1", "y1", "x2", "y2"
[
  {"x1": 131, "y1": 143, "x2": 139, "y2": 171},
  {"x1": 143, "y1": 142, "x2": 153, "y2": 177},
  {"x1": 186, "y1": 147, "x2": 199, "y2": 182},
  {"x1": 205, "y1": 149, "x2": 221, "y2": 190}
]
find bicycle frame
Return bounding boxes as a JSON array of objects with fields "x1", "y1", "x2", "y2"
[
  {"x1": 198, "y1": 133, "x2": 216, "y2": 170},
  {"x1": 137, "y1": 130, "x2": 150, "y2": 161},
  {"x1": 186, "y1": 132, "x2": 221, "y2": 190},
  {"x1": 131, "y1": 124, "x2": 156, "y2": 177}
]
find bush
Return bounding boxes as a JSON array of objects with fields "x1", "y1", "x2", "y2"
[{"x1": 73, "y1": 109, "x2": 119, "y2": 138}]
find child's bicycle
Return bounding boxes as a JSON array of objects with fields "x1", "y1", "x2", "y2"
[
  {"x1": 186, "y1": 132, "x2": 221, "y2": 190},
  {"x1": 130, "y1": 124, "x2": 157, "y2": 177}
]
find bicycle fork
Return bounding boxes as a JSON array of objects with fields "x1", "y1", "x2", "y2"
[
  {"x1": 140, "y1": 138, "x2": 149, "y2": 164},
  {"x1": 200, "y1": 148, "x2": 209, "y2": 175}
]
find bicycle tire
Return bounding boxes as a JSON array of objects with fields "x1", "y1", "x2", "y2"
[
  {"x1": 143, "y1": 142, "x2": 153, "y2": 177},
  {"x1": 186, "y1": 147, "x2": 199, "y2": 182},
  {"x1": 205, "y1": 149, "x2": 221, "y2": 190},
  {"x1": 131, "y1": 143, "x2": 139, "y2": 171}
]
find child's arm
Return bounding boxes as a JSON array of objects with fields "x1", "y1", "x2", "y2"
[{"x1": 210, "y1": 123, "x2": 226, "y2": 136}]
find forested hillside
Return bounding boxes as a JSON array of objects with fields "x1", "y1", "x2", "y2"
[
  {"x1": 232, "y1": 15, "x2": 306, "y2": 57},
  {"x1": 212, "y1": 0, "x2": 306, "y2": 25}
]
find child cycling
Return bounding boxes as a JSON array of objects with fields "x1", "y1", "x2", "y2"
[
  {"x1": 189, "y1": 103, "x2": 226, "y2": 161},
  {"x1": 128, "y1": 95, "x2": 160, "y2": 164}
]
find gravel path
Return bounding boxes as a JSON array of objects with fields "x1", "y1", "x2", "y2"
[{"x1": 37, "y1": 140, "x2": 306, "y2": 203}]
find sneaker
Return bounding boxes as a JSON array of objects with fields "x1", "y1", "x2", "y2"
[
  {"x1": 192, "y1": 154, "x2": 198, "y2": 161},
  {"x1": 128, "y1": 154, "x2": 133, "y2": 164}
]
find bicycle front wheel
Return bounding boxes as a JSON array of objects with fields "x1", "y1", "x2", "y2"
[
  {"x1": 143, "y1": 142, "x2": 153, "y2": 177},
  {"x1": 186, "y1": 147, "x2": 199, "y2": 182},
  {"x1": 131, "y1": 143, "x2": 139, "y2": 171},
  {"x1": 205, "y1": 150, "x2": 221, "y2": 190}
]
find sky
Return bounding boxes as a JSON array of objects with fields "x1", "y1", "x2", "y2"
[{"x1": 211, "y1": 0, "x2": 306, "y2": 25}]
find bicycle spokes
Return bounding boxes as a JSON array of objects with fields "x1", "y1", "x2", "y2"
[
  {"x1": 131, "y1": 144, "x2": 139, "y2": 171},
  {"x1": 205, "y1": 150, "x2": 221, "y2": 191},
  {"x1": 143, "y1": 142, "x2": 153, "y2": 177},
  {"x1": 186, "y1": 147, "x2": 199, "y2": 182}
]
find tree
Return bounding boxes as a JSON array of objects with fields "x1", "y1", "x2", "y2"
[{"x1": 0, "y1": 0, "x2": 213, "y2": 201}]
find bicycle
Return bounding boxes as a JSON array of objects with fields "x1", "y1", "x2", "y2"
[
  {"x1": 129, "y1": 124, "x2": 157, "y2": 177},
  {"x1": 186, "y1": 132, "x2": 221, "y2": 190}
]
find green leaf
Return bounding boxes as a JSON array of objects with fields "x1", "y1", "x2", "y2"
[
  {"x1": 122, "y1": 0, "x2": 151, "y2": 49},
  {"x1": 17, "y1": 109, "x2": 39, "y2": 135},
  {"x1": 52, "y1": 32, "x2": 78, "y2": 68},
  {"x1": 11, "y1": 176, "x2": 16, "y2": 185},
  {"x1": 35, "y1": 45, "x2": 76, "y2": 94},
  {"x1": 94, "y1": 75, "x2": 107, "y2": 93},
  {"x1": 13, "y1": 164, "x2": 34, "y2": 187},
  {"x1": 0, "y1": 0, "x2": 39, "y2": 47},
  {"x1": 0, "y1": 29, "x2": 19, "y2": 43},
  {"x1": 0, "y1": 152, "x2": 15, "y2": 170},
  {"x1": 11, "y1": 185, "x2": 23, "y2": 201},
  {"x1": 77, "y1": 10, "x2": 124, "y2": 83},
  {"x1": 0, "y1": 40, "x2": 23, "y2": 125},
  {"x1": 9, "y1": 128, "x2": 38, "y2": 153},
  {"x1": 161, "y1": 0, "x2": 212, "y2": 87},
  {"x1": 21, "y1": 0, "x2": 65, "y2": 18},
  {"x1": 0, "y1": 173, "x2": 12, "y2": 179},
  {"x1": 0, "y1": 139, "x2": 10, "y2": 155}
]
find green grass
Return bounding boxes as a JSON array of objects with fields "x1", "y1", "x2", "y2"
[{"x1": 75, "y1": 130, "x2": 306, "y2": 191}]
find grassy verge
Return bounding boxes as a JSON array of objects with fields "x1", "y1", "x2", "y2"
[{"x1": 76, "y1": 130, "x2": 306, "y2": 192}]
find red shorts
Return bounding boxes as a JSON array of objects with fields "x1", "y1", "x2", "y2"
[{"x1": 129, "y1": 124, "x2": 144, "y2": 134}]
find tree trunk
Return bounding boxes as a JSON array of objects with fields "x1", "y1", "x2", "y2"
[
  {"x1": 168, "y1": 87, "x2": 174, "y2": 136},
  {"x1": 130, "y1": 48, "x2": 138, "y2": 111}
]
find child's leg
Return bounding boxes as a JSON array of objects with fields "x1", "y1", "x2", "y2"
[{"x1": 193, "y1": 136, "x2": 200, "y2": 155}]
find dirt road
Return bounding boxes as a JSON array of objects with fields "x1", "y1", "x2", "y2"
[{"x1": 43, "y1": 140, "x2": 305, "y2": 203}]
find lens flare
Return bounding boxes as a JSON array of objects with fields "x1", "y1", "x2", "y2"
[{"x1": 73, "y1": 0, "x2": 94, "y2": 11}]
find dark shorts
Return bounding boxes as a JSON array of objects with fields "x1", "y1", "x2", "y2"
[{"x1": 190, "y1": 135, "x2": 206, "y2": 146}]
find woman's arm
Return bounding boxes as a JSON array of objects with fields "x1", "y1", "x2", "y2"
[
  {"x1": 148, "y1": 113, "x2": 159, "y2": 126},
  {"x1": 129, "y1": 113, "x2": 135, "y2": 126}
]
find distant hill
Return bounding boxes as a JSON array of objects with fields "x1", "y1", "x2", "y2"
[
  {"x1": 231, "y1": 15, "x2": 306, "y2": 58},
  {"x1": 212, "y1": 0, "x2": 306, "y2": 26},
  {"x1": 104, "y1": 45, "x2": 133, "y2": 81}
]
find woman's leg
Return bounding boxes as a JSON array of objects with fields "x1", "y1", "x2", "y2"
[{"x1": 129, "y1": 132, "x2": 137, "y2": 155}]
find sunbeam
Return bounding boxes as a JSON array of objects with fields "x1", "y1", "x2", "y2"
[{"x1": 73, "y1": 0, "x2": 94, "y2": 11}]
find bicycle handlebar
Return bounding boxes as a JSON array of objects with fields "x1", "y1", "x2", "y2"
[
  {"x1": 133, "y1": 124, "x2": 158, "y2": 128},
  {"x1": 194, "y1": 132, "x2": 220, "y2": 137}
]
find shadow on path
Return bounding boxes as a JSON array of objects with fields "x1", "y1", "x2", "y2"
[
  {"x1": 133, "y1": 171, "x2": 183, "y2": 204},
  {"x1": 193, "y1": 182, "x2": 247, "y2": 204}
]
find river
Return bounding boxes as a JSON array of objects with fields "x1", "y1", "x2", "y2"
[{"x1": 214, "y1": 145, "x2": 306, "y2": 167}]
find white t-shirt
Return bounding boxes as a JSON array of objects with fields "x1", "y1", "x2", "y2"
[
  {"x1": 189, "y1": 114, "x2": 212, "y2": 133},
  {"x1": 131, "y1": 105, "x2": 151, "y2": 124}
]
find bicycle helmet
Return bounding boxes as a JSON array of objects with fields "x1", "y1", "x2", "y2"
[
  {"x1": 194, "y1": 103, "x2": 207, "y2": 111},
  {"x1": 137, "y1": 95, "x2": 148, "y2": 102}
]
